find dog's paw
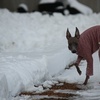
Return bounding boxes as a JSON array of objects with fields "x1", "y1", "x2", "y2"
[
  {"x1": 78, "y1": 70, "x2": 82, "y2": 75},
  {"x1": 83, "y1": 75, "x2": 89, "y2": 85}
]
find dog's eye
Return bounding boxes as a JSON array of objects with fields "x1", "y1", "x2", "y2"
[{"x1": 69, "y1": 43, "x2": 72, "y2": 46}]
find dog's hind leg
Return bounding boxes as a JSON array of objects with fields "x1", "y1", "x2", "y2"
[{"x1": 83, "y1": 75, "x2": 90, "y2": 85}]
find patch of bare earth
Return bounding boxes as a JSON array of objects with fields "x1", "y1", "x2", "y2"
[{"x1": 20, "y1": 82, "x2": 81, "y2": 100}]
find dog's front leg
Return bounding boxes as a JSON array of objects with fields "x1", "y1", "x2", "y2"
[
  {"x1": 75, "y1": 65, "x2": 82, "y2": 75},
  {"x1": 69, "y1": 63, "x2": 76, "y2": 68},
  {"x1": 68, "y1": 63, "x2": 82, "y2": 75},
  {"x1": 83, "y1": 75, "x2": 90, "y2": 85}
]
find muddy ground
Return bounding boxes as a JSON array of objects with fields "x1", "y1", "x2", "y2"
[{"x1": 20, "y1": 82, "x2": 83, "y2": 100}]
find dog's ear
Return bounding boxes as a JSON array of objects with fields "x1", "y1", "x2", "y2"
[
  {"x1": 66, "y1": 28, "x2": 71, "y2": 39},
  {"x1": 75, "y1": 27, "x2": 80, "y2": 39}
]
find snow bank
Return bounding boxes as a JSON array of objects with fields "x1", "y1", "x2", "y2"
[
  {"x1": 67, "y1": 0, "x2": 93, "y2": 15},
  {"x1": 47, "y1": 48, "x2": 77, "y2": 76},
  {"x1": 40, "y1": 0, "x2": 56, "y2": 4},
  {"x1": 0, "y1": 74, "x2": 10, "y2": 100},
  {"x1": 0, "y1": 9, "x2": 100, "y2": 99},
  {"x1": 18, "y1": 3, "x2": 28, "y2": 11},
  {"x1": 39, "y1": 0, "x2": 93, "y2": 15},
  {"x1": 0, "y1": 10, "x2": 99, "y2": 52},
  {"x1": 0, "y1": 55, "x2": 49, "y2": 96}
]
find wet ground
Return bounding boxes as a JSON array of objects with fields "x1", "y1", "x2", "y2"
[
  {"x1": 20, "y1": 82, "x2": 82, "y2": 100},
  {"x1": 20, "y1": 81, "x2": 100, "y2": 100}
]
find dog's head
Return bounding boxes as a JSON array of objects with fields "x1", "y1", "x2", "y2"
[{"x1": 66, "y1": 27, "x2": 80, "y2": 53}]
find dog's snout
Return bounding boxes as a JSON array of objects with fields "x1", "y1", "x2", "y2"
[{"x1": 72, "y1": 50, "x2": 77, "y2": 53}]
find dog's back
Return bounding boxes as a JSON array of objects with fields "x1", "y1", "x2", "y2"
[
  {"x1": 78, "y1": 26, "x2": 100, "y2": 58},
  {"x1": 78, "y1": 26, "x2": 100, "y2": 76}
]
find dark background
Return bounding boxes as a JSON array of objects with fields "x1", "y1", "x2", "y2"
[{"x1": 0, "y1": 0, "x2": 100, "y2": 12}]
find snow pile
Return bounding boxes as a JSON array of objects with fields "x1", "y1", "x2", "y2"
[
  {"x1": 18, "y1": 3, "x2": 28, "y2": 11},
  {"x1": 0, "y1": 54, "x2": 49, "y2": 97},
  {"x1": 47, "y1": 49, "x2": 77, "y2": 76},
  {"x1": 0, "y1": 74, "x2": 10, "y2": 100},
  {"x1": 0, "y1": 10, "x2": 99, "y2": 52},
  {"x1": 39, "y1": 0, "x2": 93, "y2": 15},
  {"x1": 40, "y1": 0, "x2": 56, "y2": 4},
  {"x1": 67, "y1": 0, "x2": 93, "y2": 14}
]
